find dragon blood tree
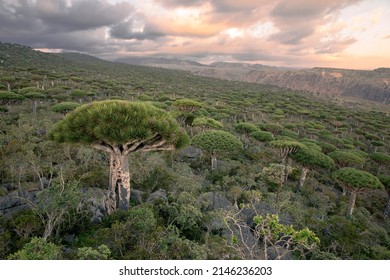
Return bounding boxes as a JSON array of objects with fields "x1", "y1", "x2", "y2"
[{"x1": 49, "y1": 100, "x2": 189, "y2": 210}]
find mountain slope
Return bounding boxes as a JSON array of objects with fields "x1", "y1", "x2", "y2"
[{"x1": 117, "y1": 57, "x2": 390, "y2": 105}]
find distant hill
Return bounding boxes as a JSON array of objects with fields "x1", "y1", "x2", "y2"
[{"x1": 117, "y1": 57, "x2": 390, "y2": 105}]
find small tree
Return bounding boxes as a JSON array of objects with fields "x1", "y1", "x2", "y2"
[
  {"x1": 291, "y1": 146, "x2": 334, "y2": 193},
  {"x1": 0, "y1": 91, "x2": 25, "y2": 105},
  {"x1": 250, "y1": 130, "x2": 274, "y2": 142},
  {"x1": 333, "y1": 167, "x2": 383, "y2": 216},
  {"x1": 269, "y1": 139, "x2": 304, "y2": 184},
  {"x1": 51, "y1": 102, "x2": 80, "y2": 115},
  {"x1": 8, "y1": 237, "x2": 62, "y2": 260},
  {"x1": 171, "y1": 98, "x2": 203, "y2": 125},
  {"x1": 192, "y1": 117, "x2": 223, "y2": 132},
  {"x1": 328, "y1": 150, "x2": 365, "y2": 168},
  {"x1": 370, "y1": 152, "x2": 390, "y2": 175},
  {"x1": 192, "y1": 130, "x2": 242, "y2": 170},
  {"x1": 235, "y1": 123, "x2": 259, "y2": 136},
  {"x1": 49, "y1": 100, "x2": 189, "y2": 210}
]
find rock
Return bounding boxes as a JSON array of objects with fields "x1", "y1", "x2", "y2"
[
  {"x1": 177, "y1": 146, "x2": 202, "y2": 161},
  {"x1": 130, "y1": 189, "x2": 144, "y2": 205},
  {"x1": 2, "y1": 183, "x2": 17, "y2": 193},
  {"x1": 40, "y1": 177, "x2": 51, "y2": 189},
  {"x1": 241, "y1": 201, "x2": 293, "y2": 227},
  {"x1": 146, "y1": 189, "x2": 167, "y2": 203},
  {"x1": 198, "y1": 192, "x2": 233, "y2": 211},
  {"x1": 63, "y1": 234, "x2": 75, "y2": 244},
  {"x1": 267, "y1": 245, "x2": 293, "y2": 260},
  {"x1": 0, "y1": 188, "x2": 37, "y2": 216},
  {"x1": 80, "y1": 188, "x2": 116, "y2": 223}
]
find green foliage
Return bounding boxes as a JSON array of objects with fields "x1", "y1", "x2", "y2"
[
  {"x1": 235, "y1": 122, "x2": 259, "y2": 135},
  {"x1": 333, "y1": 167, "x2": 384, "y2": 191},
  {"x1": 253, "y1": 214, "x2": 320, "y2": 258},
  {"x1": 19, "y1": 87, "x2": 44, "y2": 94},
  {"x1": 261, "y1": 163, "x2": 292, "y2": 186},
  {"x1": 249, "y1": 130, "x2": 274, "y2": 142},
  {"x1": 77, "y1": 245, "x2": 111, "y2": 260},
  {"x1": 49, "y1": 100, "x2": 189, "y2": 148},
  {"x1": 291, "y1": 146, "x2": 334, "y2": 169},
  {"x1": 36, "y1": 182, "x2": 86, "y2": 239},
  {"x1": 8, "y1": 237, "x2": 62, "y2": 260},
  {"x1": 172, "y1": 98, "x2": 203, "y2": 112},
  {"x1": 192, "y1": 130, "x2": 243, "y2": 155},
  {"x1": 378, "y1": 175, "x2": 390, "y2": 191},
  {"x1": 370, "y1": 152, "x2": 390, "y2": 164},
  {"x1": 269, "y1": 139, "x2": 304, "y2": 150},
  {"x1": 51, "y1": 102, "x2": 80, "y2": 114},
  {"x1": 329, "y1": 150, "x2": 366, "y2": 167},
  {"x1": 24, "y1": 92, "x2": 46, "y2": 99},
  {"x1": 192, "y1": 117, "x2": 223, "y2": 130},
  {"x1": 0, "y1": 91, "x2": 25, "y2": 104},
  {"x1": 70, "y1": 89, "x2": 88, "y2": 97}
]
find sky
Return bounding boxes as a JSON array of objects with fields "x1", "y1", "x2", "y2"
[{"x1": 0, "y1": 0, "x2": 389, "y2": 69}]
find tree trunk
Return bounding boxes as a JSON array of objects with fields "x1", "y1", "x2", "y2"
[
  {"x1": 110, "y1": 153, "x2": 131, "y2": 210},
  {"x1": 347, "y1": 191, "x2": 357, "y2": 216},
  {"x1": 211, "y1": 154, "x2": 218, "y2": 171},
  {"x1": 296, "y1": 166, "x2": 309, "y2": 193}
]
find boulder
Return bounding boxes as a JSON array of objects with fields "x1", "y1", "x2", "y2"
[
  {"x1": 177, "y1": 146, "x2": 202, "y2": 161},
  {"x1": 80, "y1": 188, "x2": 116, "y2": 223},
  {"x1": 198, "y1": 192, "x2": 233, "y2": 211},
  {"x1": 130, "y1": 189, "x2": 144, "y2": 205},
  {"x1": 146, "y1": 189, "x2": 167, "y2": 203},
  {"x1": 0, "y1": 188, "x2": 37, "y2": 216}
]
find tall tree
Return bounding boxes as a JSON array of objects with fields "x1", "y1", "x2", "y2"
[
  {"x1": 269, "y1": 139, "x2": 304, "y2": 185},
  {"x1": 192, "y1": 130, "x2": 242, "y2": 170},
  {"x1": 171, "y1": 98, "x2": 203, "y2": 125},
  {"x1": 291, "y1": 146, "x2": 334, "y2": 193},
  {"x1": 333, "y1": 167, "x2": 383, "y2": 216},
  {"x1": 49, "y1": 100, "x2": 189, "y2": 210}
]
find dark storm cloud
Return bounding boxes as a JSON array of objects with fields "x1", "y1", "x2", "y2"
[
  {"x1": 0, "y1": 0, "x2": 133, "y2": 53},
  {"x1": 35, "y1": 0, "x2": 133, "y2": 32},
  {"x1": 110, "y1": 18, "x2": 166, "y2": 41}
]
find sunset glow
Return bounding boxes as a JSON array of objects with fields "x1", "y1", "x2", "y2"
[{"x1": 0, "y1": 0, "x2": 389, "y2": 69}]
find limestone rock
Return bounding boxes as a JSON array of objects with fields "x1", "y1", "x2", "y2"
[
  {"x1": 198, "y1": 192, "x2": 233, "y2": 211},
  {"x1": 0, "y1": 188, "x2": 37, "y2": 216},
  {"x1": 146, "y1": 189, "x2": 167, "y2": 203}
]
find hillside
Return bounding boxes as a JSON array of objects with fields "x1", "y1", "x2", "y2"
[
  {"x1": 116, "y1": 57, "x2": 390, "y2": 105},
  {"x1": 0, "y1": 42, "x2": 389, "y2": 260}
]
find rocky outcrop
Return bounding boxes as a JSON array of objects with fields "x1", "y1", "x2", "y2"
[
  {"x1": 0, "y1": 188, "x2": 37, "y2": 216},
  {"x1": 194, "y1": 67, "x2": 390, "y2": 104},
  {"x1": 146, "y1": 189, "x2": 167, "y2": 203},
  {"x1": 125, "y1": 56, "x2": 390, "y2": 105}
]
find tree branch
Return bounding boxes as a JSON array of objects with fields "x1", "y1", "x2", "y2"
[{"x1": 92, "y1": 143, "x2": 113, "y2": 153}]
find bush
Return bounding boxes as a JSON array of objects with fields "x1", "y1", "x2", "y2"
[
  {"x1": 7, "y1": 237, "x2": 62, "y2": 260},
  {"x1": 77, "y1": 244, "x2": 111, "y2": 260}
]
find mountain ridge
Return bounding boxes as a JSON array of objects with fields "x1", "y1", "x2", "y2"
[{"x1": 115, "y1": 56, "x2": 390, "y2": 105}]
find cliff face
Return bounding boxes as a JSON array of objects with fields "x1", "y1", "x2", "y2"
[
  {"x1": 118, "y1": 54, "x2": 390, "y2": 105},
  {"x1": 191, "y1": 67, "x2": 390, "y2": 104}
]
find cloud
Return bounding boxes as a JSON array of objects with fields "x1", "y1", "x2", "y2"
[
  {"x1": 269, "y1": 0, "x2": 363, "y2": 45},
  {"x1": 0, "y1": 0, "x2": 133, "y2": 54},
  {"x1": 0, "y1": 0, "x2": 387, "y2": 69},
  {"x1": 315, "y1": 37, "x2": 357, "y2": 54},
  {"x1": 35, "y1": 0, "x2": 133, "y2": 32}
]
